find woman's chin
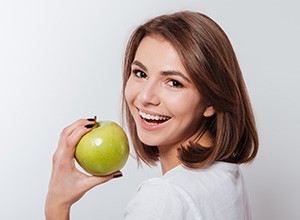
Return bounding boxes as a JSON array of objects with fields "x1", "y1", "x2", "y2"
[{"x1": 138, "y1": 137, "x2": 158, "y2": 147}]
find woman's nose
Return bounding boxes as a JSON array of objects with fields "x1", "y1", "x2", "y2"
[{"x1": 137, "y1": 81, "x2": 160, "y2": 106}]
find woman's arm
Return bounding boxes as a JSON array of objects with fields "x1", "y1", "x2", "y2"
[{"x1": 45, "y1": 118, "x2": 122, "y2": 220}]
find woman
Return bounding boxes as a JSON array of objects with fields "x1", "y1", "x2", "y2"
[{"x1": 45, "y1": 11, "x2": 258, "y2": 219}]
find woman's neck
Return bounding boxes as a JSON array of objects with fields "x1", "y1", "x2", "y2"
[
  {"x1": 158, "y1": 146, "x2": 181, "y2": 175},
  {"x1": 158, "y1": 131, "x2": 213, "y2": 175}
]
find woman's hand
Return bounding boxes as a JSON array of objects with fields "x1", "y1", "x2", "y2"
[{"x1": 45, "y1": 118, "x2": 122, "y2": 220}]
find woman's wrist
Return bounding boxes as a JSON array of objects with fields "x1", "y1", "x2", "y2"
[
  {"x1": 45, "y1": 203, "x2": 70, "y2": 220},
  {"x1": 45, "y1": 194, "x2": 71, "y2": 220}
]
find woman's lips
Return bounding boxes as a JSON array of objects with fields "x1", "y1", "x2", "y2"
[
  {"x1": 138, "y1": 110, "x2": 171, "y2": 123},
  {"x1": 136, "y1": 109, "x2": 171, "y2": 130}
]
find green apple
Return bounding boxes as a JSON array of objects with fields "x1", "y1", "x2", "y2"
[{"x1": 75, "y1": 120, "x2": 129, "y2": 176}]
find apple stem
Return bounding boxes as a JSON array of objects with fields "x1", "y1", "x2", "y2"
[{"x1": 93, "y1": 116, "x2": 98, "y2": 127}]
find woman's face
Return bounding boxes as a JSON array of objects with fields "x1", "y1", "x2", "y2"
[{"x1": 125, "y1": 35, "x2": 205, "y2": 150}]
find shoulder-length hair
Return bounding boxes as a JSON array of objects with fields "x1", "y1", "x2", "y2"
[{"x1": 122, "y1": 11, "x2": 258, "y2": 168}]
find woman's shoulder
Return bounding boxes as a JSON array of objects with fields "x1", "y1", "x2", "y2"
[
  {"x1": 124, "y1": 176, "x2": 189, "y2": 219},
  {"x1": 164, "y1": 162, "x2": 239, "y2": 182},
  {"x1": 124, "y1": 162, "x2": 249, "y2": 220},
  {"x1": 136, "y1": 162, "x2": 241, "y2": 194},
  {"x1": 132, "y1": 176, "x2": 183, "y2": 202},
  {"x1": 133, "y1": 162, "x2": 243, "y2": 207},
  {"x1": 162, "y1": 162, "x2": 243, "y2": 200}
]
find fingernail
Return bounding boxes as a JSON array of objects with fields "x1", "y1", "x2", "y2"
[
  {"x1": 87, "y1": 118, "x2": 95, "y2": 121},
  {"x1": 113, "y1": 173, "x2": 123, "y2": 179},
  {"x1": 84, "y1": 123, "x2": 95, "y2": 129}
]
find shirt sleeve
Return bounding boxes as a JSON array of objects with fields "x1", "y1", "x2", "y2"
[{"x1": 123, "y1": 178, "x2": 187, "y2": 220}]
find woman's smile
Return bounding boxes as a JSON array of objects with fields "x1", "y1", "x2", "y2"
[
  {"x1": 136, "y1": 108, "x2": 172, "y2": 132},
  {"x1": 138, "y1": 109, "x2": 171, "y2": 124}
]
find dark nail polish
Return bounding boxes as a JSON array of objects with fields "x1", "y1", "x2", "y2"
[
  {"x1": 84, "y1": 123, "x2": 95, "y2": 129},
  {"x1": 87, "y1": 118, "x2": 95, "y2": 121},
  {"x1": 113, "y1": 173, "x2": 123, "y2": 179}
]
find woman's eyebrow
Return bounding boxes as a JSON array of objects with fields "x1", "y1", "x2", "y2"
[{"x1": 132, "y1": 60, "x2": 147, "y2": 71}]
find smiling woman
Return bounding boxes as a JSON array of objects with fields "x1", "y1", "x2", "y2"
[
  {"x1": 45, "y1": 10, "x2": 258, "y2": 220},
  {"x1": 122, "y1": 12, "x2": 258, "y2": 170}
]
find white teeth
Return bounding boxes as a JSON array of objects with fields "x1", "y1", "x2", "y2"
[{"x1": 139, "y1": 111, "x2": 170, "y2": 121}]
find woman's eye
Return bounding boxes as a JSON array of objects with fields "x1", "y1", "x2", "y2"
[
  {"x1": 132, "y1": 69, "x2": 147, "y2": 78},
  {"x1": 167, "y1": 79, "x2": 183, "y2": 88}
]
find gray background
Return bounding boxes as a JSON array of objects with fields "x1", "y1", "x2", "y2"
[{"x1": 0, "y1": 0, "x2": 299, "y2": 219}]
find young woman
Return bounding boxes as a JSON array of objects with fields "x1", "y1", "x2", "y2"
[{"x1": 45, "y1": 11, "x2": 258, "y2": 220}]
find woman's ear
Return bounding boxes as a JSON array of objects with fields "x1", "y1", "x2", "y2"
[{"x1": 203, "y1": 106, "x2": 215, "y2": 117}]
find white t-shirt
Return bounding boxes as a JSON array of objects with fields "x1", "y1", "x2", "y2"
[{"x1": 123, "y1": 162, "x2": 251, "y2": 220}]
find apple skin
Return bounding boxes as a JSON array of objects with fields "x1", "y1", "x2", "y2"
[{"x1": 75, "y1": 121, "x2": 129, "y2": 176}]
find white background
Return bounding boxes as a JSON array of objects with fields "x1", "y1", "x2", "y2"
[{"x1": 0, "y1": 0, "x2": 299, "y2": 219}]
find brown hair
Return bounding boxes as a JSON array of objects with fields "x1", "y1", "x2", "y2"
[{"x1": 122, "y1": 11, "x2": 258, "y2": 168}]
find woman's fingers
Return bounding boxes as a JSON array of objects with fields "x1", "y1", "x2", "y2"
[
  {"x1": 63, "y1": 123, "x2": 95, "y2": 160},
  {"x1": 53, "y1": 119, "x2": 95, "y2": 165}
]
